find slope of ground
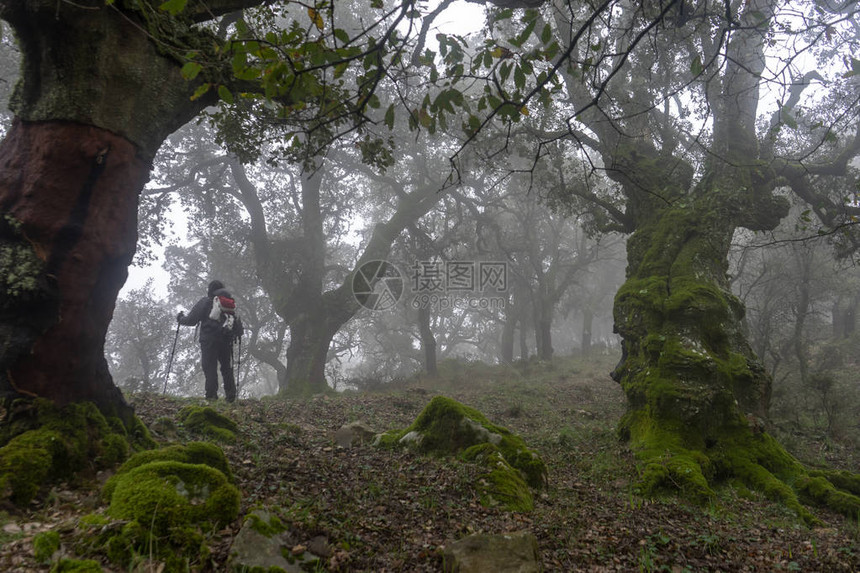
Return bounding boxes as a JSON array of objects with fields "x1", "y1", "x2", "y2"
[{"x1": 1, "y1": 354, "x2": 858, "y2": 571}]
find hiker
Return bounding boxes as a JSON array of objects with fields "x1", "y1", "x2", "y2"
[{"x1": 177, "y1": 280, "x2": 243, "y2": 402}]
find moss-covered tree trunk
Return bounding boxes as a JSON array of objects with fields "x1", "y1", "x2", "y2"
[
  {"x1": 0, "y1": 2, "x2": 216, "y2": 420},
  {"x1": 611, "y1": 174, "x2": 860, "y2": 521}
]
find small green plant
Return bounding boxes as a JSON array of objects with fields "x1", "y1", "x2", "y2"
[
  {"x1": 638, "y1": 542, "x2": 657, "y2": 572},
  {"x1": 695, "y1": 532, "x2": 721, "y2": 556},
  {"x1": 33, "y1": 530, "x2": 61, "y2": 563}
]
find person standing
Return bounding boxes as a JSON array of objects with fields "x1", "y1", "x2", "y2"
[{"x1": 177, "y1": 280, "x2": 243, "y2": 402}]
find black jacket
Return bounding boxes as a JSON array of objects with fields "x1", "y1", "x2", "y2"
[{"x1": 179, "y1": 289, "x2": 243, "y2": 343}]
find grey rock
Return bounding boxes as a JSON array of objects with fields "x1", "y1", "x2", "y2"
[
  {"x1": 334, "y1": 421, "x2": 377, "y2": 449},
  {"x1": 442, "y1": 532, "x2": 540, "y2": 573},
  {"x1": 228, "y1": 510, "x2": 300, "y2": 573}
]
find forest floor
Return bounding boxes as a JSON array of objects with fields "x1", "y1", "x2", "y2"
[{"x1": 1, "y1": 354, "x2": 859, "y2": 572}]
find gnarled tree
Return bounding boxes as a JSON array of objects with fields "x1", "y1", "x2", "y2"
[{"x1": 520, "y1": 0, "x2": 860, "y2": 519}]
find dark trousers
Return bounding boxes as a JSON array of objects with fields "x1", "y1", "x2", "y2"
[{"x1": 200, "y1": 337, "x2": 236, "y2": 402}]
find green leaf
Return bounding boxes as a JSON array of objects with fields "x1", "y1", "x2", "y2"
[
  {"x1": 158, "y1": 0, "x2": 187, "y2": 15},
  {"x1": 513, "y1": 18, "x2": 537, "y2": 48},
  {"x1": 190, "y1": 83, "x2": 211, "y2": 101},
  {"x1": 235, "y1": 19, "x2": 249, "y2": 37},
  {"x1": 499, "y1": 62, "x2": 512, "y2": 83},
  {"x1": 514, "y1": 66, "x2": 526, "y2": 89},
  {"x1": 466, "y1": 114, "x2": 481, "y2": 135},
  {"x1": 541, "y1": 24, "x2": 552, "y2": 45},
  {"x1": 384, "y1": 104, "x2": 395, "y2": 130},
  {"x1": 419, "y1": 108, "x2": 432, "y2": 128},
  {"x1": 690, "y1": 55, "x2": 703, "y2": 77},
  {"x1": 334, "y1": 28, "x2": 350, "y2": 44},
  {"x1": 218, "y1": 85, "x2": 234, "y2": 105},
  {"x1": 181, "y1": 62, "x2": 202, "y2": 80}
]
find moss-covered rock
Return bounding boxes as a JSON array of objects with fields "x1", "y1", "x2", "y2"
[
  {"x1": 463, "y1": 444, "x2": 534, "y2": 511},
  {"x1": 228, "y1": 510, "x2": 293, "y2": 572},
  {"x1": 106, "y1": 461, "x2": 240, "y2": 533},
  {"x1": 377, "y1": 396, "x2": 546, "y2": 511},
  {"x1": 178, "y1": 405, "x2": 238, "y2": 443},
  {"x1": 103, "y1": 441, "x2": 233, "y2": 500},
  {"x1": 0, "y1": 399, "x2": 151, "y2": 505},
  {"x1": 92, "y1": 440, "x2": 239, "y2": 572}
]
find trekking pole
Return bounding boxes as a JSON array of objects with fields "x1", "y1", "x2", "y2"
[
  {"x1": 235, "y1": 336, "x2": 243, "y2": 396},
  {"x1": 163, "y1": 321, "x2": 181, "y2": 395}
]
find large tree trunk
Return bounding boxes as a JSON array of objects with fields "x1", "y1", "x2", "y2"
[
  {"x1": 611, "y1": 181, "x2": 860, "y2": 521},
  {"x1": 417, "y1": 305, "x2": 438, "y2": 377},
  {"x1": 285, "y1": 312, "x2": 337, "y2": 396},
  {"x1": 500, "y1": 306, "x2": 516, "y2": 363},
  {"x1": 0, "y1": 3, "x2": 211, "y2": 421},
  {"x1": 580, "y1": 307, "x2": 594, "y2": 356},
  {"x1": 0, "y1": 121, "x2": 146, "y2": 418}
]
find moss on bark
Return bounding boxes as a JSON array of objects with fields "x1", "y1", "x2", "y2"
[
  {"x1": 0, "y1": 399, "x2": 152, "y2": 505},
  {"x1": 614, "y1": 198, "x2": 860, "y2": 524}
]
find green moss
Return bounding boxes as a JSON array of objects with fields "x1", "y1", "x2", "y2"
[
  {"x1": 378, "y1": 396, "x2": 546, "y2": 512},
  {"x1": 796, "y1": 476, "x2": 860, "y2": 517},
  {"x1": 49, "y1": 558, "x2": 103, "y2": 573},
  {"x1": 99, "y1": 434, "x2": 129, "y2": 467},
  {"x1": 33, "y1": 530, "x2": 61, "y2": 563},
  {"x1": 124, "y1": 416, "x2": 157, "y2": 451},
  {"x1": 246, "y1": 510, "x2": 288, "y2": 537},
  {"x1": 95, "y1": 456, "x2": 233, "y2": 570},
  {"x1": 103, "y1": 441, "x2": 233, "y2": 500},
  {"x1": 463, "y1": 444, "x2": 534, "y2": 511},
  {"x1": 386, "y1": 396, "x2": 547, "y2": 489},
  {"x1": 178, "y1": 406, "x2": 238, "y2": 443},
  {"x1": 0, "y1": 214, "x2": 45, "y2": 298},
  {"x1": 808, "y1": 469, "x2": 860, "y2": 497},
  {"x1": 0, "y1": 430, "x2": 63, "y2": 504},
  {"x1": 0, "y1": 399, "x2": 149, "y2": 506},
  {"x1": 106, "y1": 461, "x2": 240, "y2": 535}
]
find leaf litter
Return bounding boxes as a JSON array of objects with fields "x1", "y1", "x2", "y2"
[{"x1": 0, "y1": 356, "x2": 858, "y2": 571}]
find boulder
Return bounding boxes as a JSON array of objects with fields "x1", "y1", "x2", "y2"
[
  {"x1": 228, "y1": 510, "x2": 324, "y2": 573},
  {"x1": 96, "y1": 442, "x2": 239, "y2": 571},
  {"x1": 334, "y1": 421, "x2": 377, "y2": 449},
  {"x1": 228, "y1": 510, "x2": 299, "y2": 572},
  {"x1": 375, "y1": 396, "x2": 547, "y2": 511},
  {"x1": 442, "y1": 532, "x2": 540, "y2": 573}
]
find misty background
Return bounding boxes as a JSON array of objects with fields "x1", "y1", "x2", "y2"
[{"x1": 0, "y1": 3, "x2": 857, "y2": 445}]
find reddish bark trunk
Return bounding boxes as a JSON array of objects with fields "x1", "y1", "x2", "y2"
[{"x1": 0, "y1": 120, "x2": 148, "y2": 419}]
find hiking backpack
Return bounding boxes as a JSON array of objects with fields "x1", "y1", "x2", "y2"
[{"x1": 209, "y1": 293, "x2": 237, "y2": 334}]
